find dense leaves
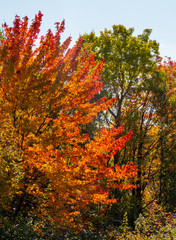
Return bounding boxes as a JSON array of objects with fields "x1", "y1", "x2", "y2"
[{"x1": 0, "y1": 12, "x2": 137, "y2": 231}]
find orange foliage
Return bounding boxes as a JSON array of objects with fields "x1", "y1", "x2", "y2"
[{"x1": 0, "y1": 12, "x2": 137, "y2": 228}]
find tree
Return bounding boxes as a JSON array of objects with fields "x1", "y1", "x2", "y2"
[
  {"x1": 149, "y1": 57, "x2": 176, "y2": 210},
  {"x1": 81, "y1": 25, "x2": 160, "y2": 226},
  {"x1": 0, "y1": 12, "x2": 137, "y2": 231}
]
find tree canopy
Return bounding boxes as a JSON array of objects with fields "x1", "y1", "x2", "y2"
[{"x1": 0, "y1": 12, "x2": 137, "y2": 231}]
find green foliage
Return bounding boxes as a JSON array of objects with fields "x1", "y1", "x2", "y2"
[
  {"x1": 114, "y1": 203, "x2": 176, "y2": 240},
  {"x1": 0, "y1": 216, "x2": 39, "y2": 240},
  {"x1": 82, "y1": 25, "x2": 159, "y2": 102},
  {"x1": 81, "y1": 25, "x2": 161, "y2": 227}
]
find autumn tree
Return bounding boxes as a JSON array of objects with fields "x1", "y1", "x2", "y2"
[{"x1": 0, "y1": 13, "x2": 137, "y2": 231}]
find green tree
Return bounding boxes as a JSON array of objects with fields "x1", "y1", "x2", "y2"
[
  {"x1": 81, "y1": 25, "x2": 159, "y2": 226},
  {"x1": 81, "y1": 25, "x2": 159, "y2": 147}
]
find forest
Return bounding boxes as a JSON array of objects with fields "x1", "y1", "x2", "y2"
[{"x1": 0, "y1": 12, "x2": 175, "y2": 239}]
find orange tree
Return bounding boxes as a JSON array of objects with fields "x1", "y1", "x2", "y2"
[{"x1": 0, "y1": 12, "x2": 137, "y2": 230}]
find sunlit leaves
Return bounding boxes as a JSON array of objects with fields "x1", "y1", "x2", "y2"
[{"x1": 0, "y1": 12, "x2": 137, "y2": 229}]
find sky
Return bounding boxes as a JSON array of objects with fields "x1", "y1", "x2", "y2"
[{"x1": 0, "y1": 0, "x2": 176, "y2": 60}]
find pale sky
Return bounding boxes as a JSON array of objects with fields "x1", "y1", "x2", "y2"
[{"x1": 1, "y1": 0, "x2": 176, "y2": 60}]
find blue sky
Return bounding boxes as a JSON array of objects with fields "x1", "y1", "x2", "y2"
[{"x1": 1, "y1": 0, "x2": 176, "y2": 60}]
